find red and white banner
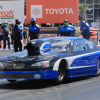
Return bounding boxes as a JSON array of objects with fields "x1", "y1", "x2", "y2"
[{"x1": 26, "y1": 0, "x2": 79, "y2": 23}]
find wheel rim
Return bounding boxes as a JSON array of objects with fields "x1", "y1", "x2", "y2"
[
  {"x1": 58, "y1": 66, "x2": 65, "y2": 81},
  {"x1": 97, "y1": 59, "x2": 100, "y2": 75},
  {"x1": 98, "y1": 60, "x2": 100, "y2": 71}
]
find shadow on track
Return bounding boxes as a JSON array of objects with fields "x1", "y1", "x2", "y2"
[{"x1": 0, "y1": 75, "x2": 99, "y2": 90}]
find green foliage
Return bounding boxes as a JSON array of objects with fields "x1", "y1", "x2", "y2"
[
  {"x1": 0, "y1": 5, "x2": 2, "y2": 9},
  {"x1": 79, "y1": 3, "x2": 90, "y2": 12}
]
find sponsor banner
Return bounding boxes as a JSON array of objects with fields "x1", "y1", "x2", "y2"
[
  {"x1": 0, "y1": 0, "x2": 24, "y2": 24},
  {"x1": 39, "y1": 33, "x2": 57, "y2": 39},
  {"x1": 26, "y1": 0, "x2": 78, "y2": 23},
  {"x1": 31, "y1": 5, "x2": 42, "y2": 18}
]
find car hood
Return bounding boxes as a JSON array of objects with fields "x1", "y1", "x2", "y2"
[{"x1": 0, "y1": 50, "x2": 70, "y2": 62}]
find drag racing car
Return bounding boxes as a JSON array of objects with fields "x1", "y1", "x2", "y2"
[{"x1": 0, "y1": 37, "x2": 100, "y2": 84}]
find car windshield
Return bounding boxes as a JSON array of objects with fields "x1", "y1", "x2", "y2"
[
  {"x1": 47, "y1": 39, "x2": 71, "y2": 51},
  {"x1": 28, "y1": 38, "x2": 71, "y2": 52}
]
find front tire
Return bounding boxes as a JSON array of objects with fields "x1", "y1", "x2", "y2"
[
  {"x1": 7, "y1": 80, "x2": 17, "y2": 83},
  {"x1": 55, "y1": 61, "x2": 66, "y2": 84}
]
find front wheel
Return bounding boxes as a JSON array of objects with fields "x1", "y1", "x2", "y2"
[
  {"x1": 7, "y1": 79, "x2": 17, "y2": 83},
  {"x1": 54, "y1": 61, "x2": 65, "y2": 84}
]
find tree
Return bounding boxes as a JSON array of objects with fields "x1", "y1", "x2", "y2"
[
  {"x1": 0, "y1": 5, "x2": 3, "y2": 9},
  {"x1": 79, "y1": 3, "x2": 90, "y2": 21}
]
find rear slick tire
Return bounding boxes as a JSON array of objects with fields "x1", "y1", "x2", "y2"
[{"x1": 54, "y1": 61, "x2": 65, "y2": 84}]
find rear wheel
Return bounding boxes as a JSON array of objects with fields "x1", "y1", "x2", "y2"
[
  {"x1": 55, "y1": 61, "x2": 66, "y2": 84},
  {"x1": 7, "y1": 80, "x2": 17, "y2": 83},
  {"x1": 97, "y1": 59, "x2": 100, "y2": 75}
]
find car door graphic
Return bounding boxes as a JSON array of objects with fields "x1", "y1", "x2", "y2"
[{"x1": 71, "y1": 39, "x2": 93, "y2": 77}]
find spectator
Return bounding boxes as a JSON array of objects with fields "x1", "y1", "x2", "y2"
[
  {"x1": 2, "y1": 21, "x2": 11, "y2": 49},
  {"x1": 12, "y1": 19, "x2": 23, "y2": 52},
  {"x1": 10, "y1": 32, "x2": 14, "y2": 45},
  {"x1": 57, "y1": 24, "x2": 61, "y2": 36},
  {"x1": 80, "y1": 21, "x2": 90, "y2": 40},
  {"x1": 23, "y1": 27, "x2": 28, "y2": 49},
  {"x1": 1, "y1": 22, "x2": 5, "y2": 30},
  {"x1": 0, "y1": 27, "x2": 3, "y2": 48},
  {"x1": 27, "y1": 18, "x2": 41, "y2": 40},
  {"x1": 60, "y1": 19, "x2": 76, "y2": 37},
  {"x1": 10, "y1": 23, "x2": 15, "y2": 45}
]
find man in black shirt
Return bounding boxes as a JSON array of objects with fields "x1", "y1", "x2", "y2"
[{"x1": 12, "y1": 19, "x2": 23, "y2": 52}]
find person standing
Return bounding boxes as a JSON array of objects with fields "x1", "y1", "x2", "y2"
[
  {"x1": 12, "y1": 19, "x2": 23, "y2": 52},
  {"x1": 2, "y1": 21, "x2": 11, "y2": 49},
  {"x1": 10, "y1": 32, "x2": 14, "y2": 45},
  {"x1": 80, "y1": 21, "x2": 90, "y2": 40},
  {"x1": 10, "y1": 23, "x2": 15, "y2": 45},
  {"x1": 1, "y1": 22, "x2": 5, "y2": 30},
  {"x1": 57, "y1": 24, "x2": 61, "y2": 36},
  {"x1": 60, "y1": 19, "x2": 76, "y2": 37},
  {"x1": 23, "y1": 27, "x2": 28, "y2": 49},
  {"x1": 28, "y1": 18, "x2": 41, "y2": 40},
  {"x1": 0, "y1": 27, "x2": 3, "y2": 48}
]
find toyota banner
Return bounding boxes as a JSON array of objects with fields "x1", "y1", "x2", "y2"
[{"x1": 26, "y1": 0, "x2": 79, "y2": 24}]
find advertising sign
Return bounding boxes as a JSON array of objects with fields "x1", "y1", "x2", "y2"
[
  {"x1": 0, "y1": 0, "x2": 24, "y2": 24},
  {"x1": 26, "y1": 0, "x2": 78, "y2": 23}
]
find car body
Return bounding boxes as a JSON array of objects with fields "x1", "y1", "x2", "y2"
[{"x1": 0, "y1": 37, "x2": 100, "y2": 83}]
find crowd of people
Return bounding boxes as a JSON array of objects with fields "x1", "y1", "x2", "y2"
[
  {"x1": 58, "y1": 19, "x2": 90, "y2": 39},
  {"x1": 0, "y1": 18, "x2": 41, "y2": 52},
  {"x1": 0, "y1": 18, "x2": 90, "y2": 52}
]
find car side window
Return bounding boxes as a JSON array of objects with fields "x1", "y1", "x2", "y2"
[
  {"x1": 73, "y1": 39, "x2": 88, "y2": 52},
  {"x1": 87, "y1": 41, "x2": 94, "y2": 49}
]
